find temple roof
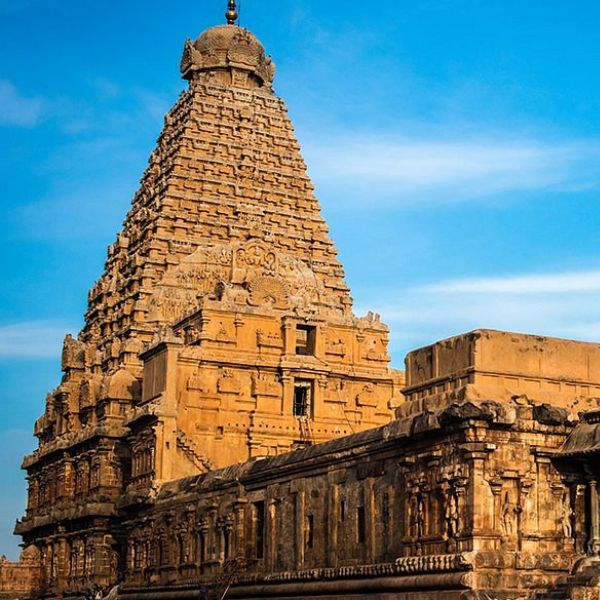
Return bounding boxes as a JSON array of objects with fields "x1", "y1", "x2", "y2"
[
  {"x1": 181, "y1": 25, "x2": 275, "y2": 85},
  {"x1": 560, "y1": 409, "x2": 600, "y2": 457}
]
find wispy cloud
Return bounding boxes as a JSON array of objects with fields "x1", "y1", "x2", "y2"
[
  {"x1": 422, "y1": 270, "x2": 600, "y2": 294},
  {"x1": 0, "y1": 80, "x2": 46, "y2": 128},
  {"x1": 0, "y1": 321, "x2": 73, "y2": 358},
  {"x1": 356, "y1": 268, "x2": 600, "y2": 364},
  {"x1": 303, "y1": 136, "x2": 600, "y2": 206}
]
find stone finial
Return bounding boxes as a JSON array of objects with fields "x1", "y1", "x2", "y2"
[
  {"x1": 180, "y1": 25, "x2": 276, "y2": 88},
  {"x1": 226, "y1": 0, "x2": 238, "y2": 25}
]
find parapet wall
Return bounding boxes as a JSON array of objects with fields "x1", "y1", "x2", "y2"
[
  {"x1": 0, "y1": 549, "x2": 39, "y2": 600},
  {"x1": 400, "y1": 329, "x2": 600, "y2": 417}
]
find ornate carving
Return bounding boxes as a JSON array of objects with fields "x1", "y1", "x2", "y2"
[
  {"x1": 256, "y1": 329, "x2": 283, "y2": 349},
  {"x1": 356, "y1": 384, "x2": 378, "y2": 408},
  {"x1": 251, "y1": 373, "x2": 280, "y2": 397},
  {"x1": 500, "y1": 490, "x2": 520, "y2": 537},
  {"x1": 61, "y1": 334, "x2": 86, "y2": 371},
  {"x1": 408, "y1": 492, "x2": 425, "y2": 539},
  {"x1": 246, "y1": 275, "x2": 289, "y2": 308},
  {"x1": 217, "y1": 368, "x2": 241, "y2": 395},
  {"x1": 187, "y1": 370, "x2": 209, "y2": 393},
  {"x1": 325, "y1": 337, "x2": 345, "y2": 357},
  {"x1": 561, "y1": 490, "x2": 574, "y2": 539}
]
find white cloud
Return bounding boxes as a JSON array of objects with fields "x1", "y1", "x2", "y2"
[
  {"x1": 422, "y1": 270, "x2": 600, "y2": 294},
  {"x1": 356, "y1": 268, "x2": 600, "y2": 364},
  {"x1": 0, "y1": 322, "x2": 73, "y2": 358},
  {"x1": 303, "y1": 136, "x2": 600, "y2": 205},
  {"x1": 0, "y1": 80, "x2": 45, "y2": 127}
]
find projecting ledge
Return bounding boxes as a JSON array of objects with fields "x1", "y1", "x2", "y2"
[{"x1": 120, "y1": 572, "x2": 474, "y2": 600}]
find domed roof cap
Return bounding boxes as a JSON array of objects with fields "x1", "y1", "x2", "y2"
[{"x1": 180, "y1": 25, "x2": 275, "y2": 86}]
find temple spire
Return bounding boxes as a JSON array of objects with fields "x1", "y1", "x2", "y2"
[{"x1": 225, "y1": 0, "x2": 238, "y2": 25}]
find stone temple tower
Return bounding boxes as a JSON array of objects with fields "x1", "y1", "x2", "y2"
[{"x1": 15, "y1": 13, "x2": 402, "y2": 594}]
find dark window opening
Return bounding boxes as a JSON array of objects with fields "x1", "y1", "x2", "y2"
[
  {"x1": 178, "y1": 535, "x2": 185, "y2": 563},
  {"x1": 295, "y1": 325, "x2": 316, "y2": 355},
  {"x1": 198, "y1": 533, "x2": 205, "y2": 563},
  {"x1": 306, "y1": 515, "x2": 314, "y2": 549},
  {"x1": 293, "y1": 381, "x2": 312, "y2": 417},
  {"x1": 224, "y1": 530, "x2": 230, "y2": 560},
  {"x1": 340, "y1": 501, "x2": 345, "y2": 522},
  {"x1": 357, "y1": 506, "x2": 366, "y2": 544},
  {"x1": 254, "y1": 501, "x2": 265, "y2": 559}
]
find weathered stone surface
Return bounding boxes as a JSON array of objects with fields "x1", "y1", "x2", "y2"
[
  {"x1": 0, "y1": 547, "x2": 39, "y2": 600},
  {"x1": 13, "y1": 16, "x2": 400, "y2": 600},
  {"x1": 10, "y1": 12, "x2": 600, "y2": 600},
  {"x1": 534, "y1": 403, "x2": 569, "y2": 426},
  {"x1": 402, "y1": 330, "x2": 600, "y2": 414}
]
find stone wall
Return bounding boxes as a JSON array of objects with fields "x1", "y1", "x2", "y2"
[
  {"x1": 0, "y1": 548, "x2": 39, "y2": 600},
  {"x1": 118, "y1": 372, "x2": 581, "y2": 599},
  {"x1": 403, "y1": 329, "x2": 600, "y2": 413}
]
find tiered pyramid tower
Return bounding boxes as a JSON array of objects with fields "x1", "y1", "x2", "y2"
[{"x1": 16, "y1": 14, "x2": 401, "y2": 595}]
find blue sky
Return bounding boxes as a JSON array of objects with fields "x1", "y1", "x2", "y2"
[{"x1": 2, "y1": 0, "x2": 600, "y2": 557}]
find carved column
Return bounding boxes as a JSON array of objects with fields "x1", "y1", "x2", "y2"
[
  {"x1": 488, "y1": 477, "x2": 503, "y2": 542},
  {"x1": 282, "y1": 321, "x2": 295, "y2": 356},
  {"x1": 365, "y1": 478, "x2": 376, "y2": 563},
  {"x1": 575, "y1": 483, "x2": 587, "y2": 555},
  {"x1": 281, "y1": 374, "x2": 293, "y2": 417},
  {"x1": 314, "y1": 324, "x2": 325, "y2": 359},
  {"x1": 461, "y1": 442, "x2": 494, "y2": 549},
  {"x1": 327, "y1": 484, "x2": 340, "y2": 567},
  {"x1": 56, "y1": 527, "x2": 68, "y2": 591},
  {"x1": 588, "y1": 479, "x2": 600, "y2": 556},
  {"x1": 233, "y1": 497, "x2": 248, "y2": 559},
  {"x1": 266, "y1": 499, "x2": 277, "y2": 571},
  {"x1": 294, "y1": 490, "x2": 305, "y2": 571},
  {"x1": 207, "y1": 503, "x2": 218, "y2": 564},
  {"x1": 198, "y1": 518, "x2": 209, "y2": 566},
  {"x1": 519, "y1": 477, "x2": 535, "y2": 552}
]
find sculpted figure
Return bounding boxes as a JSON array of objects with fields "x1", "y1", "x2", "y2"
[
  {"x1": 501, "y1": 491, "x2": 520, "y2": 536},
  {"x1": 62, "y1": 334, "x2": 85, "y2": 371},
  {"x1": 408, "y1": 493, "x2": 425, "y2": 539},
  {"x1": 561, "y1": 492, "x2": 574, "y2": 538},
  {"x1": 445, "y1": 490, "x2": 460, "y2": 539}
]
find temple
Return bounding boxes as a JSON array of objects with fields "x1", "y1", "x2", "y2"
[{"x1": 9, "y1": 5, "x2": 600, "y2": 600}]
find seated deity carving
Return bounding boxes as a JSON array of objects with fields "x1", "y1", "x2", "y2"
[
  {"x1": 256, "y1": 329, "x2": 282, "y2": 349},
  {"x1": 217, "y1": 368, "x2": 242, "y2": 394},
  {"x1": 356, "y1": 384, "x2": 378, "y2": 408},
  {"x1": 325, "y1": 337, "x2": 345, "y2": 357},
  {"x1": 251, "y1": 373, "x2": 280, "y2": 397}
]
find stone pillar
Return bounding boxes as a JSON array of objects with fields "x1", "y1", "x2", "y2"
[
  {"x1": 282, "y1": 321, "x2": 295, "y2": 356},
  {"x1": 519, "y1": 477, "x2": 535, "y2": 553},
  {"x1": 63, "y1": 458, "x2": 74, "y2": 499},
  {"x1": 327, "y1": 484, "x2": 339, "y2": 567},
  {"x1": 56, "y1": 529, "x2": 68, "y2": 591},
  {"x1": 233, "y1": 498, "x2": 248, "y2": 560},
  {"x1": 462, "y1": 442, "x2": 494, "y2": 550},
  {"x1": 314, "y1": 324, "x2": 325, "y2": 360},
  {"x1": 198, "y1": 519, "x2": 209, "y2": 565},
  {"x1": 365, "y1": 478, "x2": 376, "y2": 563},
  {"x1": 207, "y1": 503, "x2": 218, "y2": 562},
  {"x1": 575, "y1": 483, "x2": 587, "y2": 555},
  {"x1": 281, "y1": 374, "x2": 293, "y2": 417},
  {"x1": 266, "y1": 499, "x2": 277, "y2": 571},
  {"x1": 588, "y1": 479, "x2": 600, "y2": 556},
  {"x1": 294, "y1": 490, "x2": 305, "y2": 571}
]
